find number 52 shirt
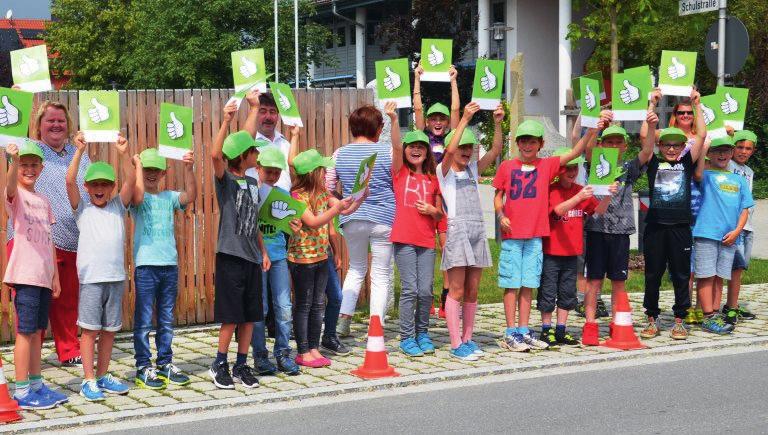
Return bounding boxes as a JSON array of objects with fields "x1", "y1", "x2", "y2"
[{"x1": 492, "y1": 156, "x2": 561, "y2": 239}]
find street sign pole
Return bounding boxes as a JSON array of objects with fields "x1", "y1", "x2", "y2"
[{"x1": 717, "y1": 0, "x2": 726, "y2": 85}]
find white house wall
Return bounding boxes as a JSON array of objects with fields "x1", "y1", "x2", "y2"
[{"x1": 516, "y1": 0, "x2": 559, "y2": 126}]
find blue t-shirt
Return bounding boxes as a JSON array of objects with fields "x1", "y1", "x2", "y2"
[
  {"x1": 131, "y1": 191, "x2": 185, "y2": 267},
  {"x1": 258, "y1": 185, "x2": 289, "y2": 262},
  {"x1": 693, "y1": 170, "x2": 754, "y2": 241}
]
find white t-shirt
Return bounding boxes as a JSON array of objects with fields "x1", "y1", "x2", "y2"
[
  {"x1": 436, "y1": 161, "x2": 479, "y2": 219},
  {"x1": 74, "y1": 197, "x2": 127, "y2": 284}
]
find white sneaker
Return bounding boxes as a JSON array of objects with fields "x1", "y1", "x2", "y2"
[
  {"x1": 522, "y1": 332, "x2": 549, "y2": 350},
  {"x1": 499, "y1": 333, "x2": 531, "y2": 352}
]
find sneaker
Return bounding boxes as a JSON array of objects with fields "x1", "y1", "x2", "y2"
[
  {"x1": 79, "y1": 380, "x2": 105, "y2": 402},
  {"x1": 37, "y1": 383, "x2": 69, "y2": 405},
  {"x1": 62, "y1": 356, "x2": 83, "y2": 368},
  {"x1": 253, "y1": 356, "x2": 277, "y2": 376},
  {"x1": 438, "y1": 308, "x2": 446, "y2": 319},
  {"x1": 295, "y1": 355, "x2": 327, "y2": 368},
  {"x1": 208, "y1": 360, "x2": 234, "y2": 389},
  {"x1": 539, "y1": 330, "x2": 559, "y2": 348},
  {"x1": 399, "y1": 338, "x2": 424, "y2": 357},
  {"x1": 694, "y1": 308, "x2": 705, "y2": 324},
  {"x1": 670, "y1": 321, "x2": 688, "y2": 340},
  {"x1": 639, "y1": 319, "x2": 660, "y2": 339},
  {"x1": 522, "y1": 331, "x2": 549, "y2": 350},
  {"x1": 15, "y1": 390, "x2": 58, "y2": 410},
  {"x1": 135, "y1": 366, "x2": 166, "y2": 390},
  {"x1": 596, "y1": 298, "x2": 610, "y2": 318},
  {"x1": 737, "y1": 306, "x2": 756, "y2": 320},
  {"x1": 555, "y1": 330, "x2": 580, "y2": 346},
  {"x1": 232, "y1": 364, "x2": 259, "y2": 388},
  {"x1": 416, "y1": 333, "x2": 436, "y2": 354},
  {"x1": 276, "y1": 351, "x2": 301, "y2": 376},
  {"x1": 702, "y1": 314, "x2": 734, "y2": 335},
  {"x1": 450, "y1": 343, "x2": 479, "y2": 361},
  {"x1": 722, "y1": 306, "x2": 739, "y2": 325},
  {"x1": 463, "y1": 339, "x2": 484, "y2": 356},
  {"x1": 337, "y1": 316, "x2": 352, "y2": 337},
  {"x1": 499, "y1": 333, "x2": 531, "y2": 352},
  {"x1": 97, "y1": 373, "x2": 130, "y2": 395},
  {"x1": 581, "y1": 322, "x2": 600, "y2": 346},
  {"x1": 574, "y1": 301, "x2": 586, "y2": 318},
  {"x1": 157, "y1": 363, "x2": 191, "y2": 386},
  {"x1": 321, "y1": 335, "x2": 351, "y2": 356},
  {"x1": 684, "y1": 308, "x2": 699, "y2": 325}
]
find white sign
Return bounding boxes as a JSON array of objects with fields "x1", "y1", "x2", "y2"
[{"x1": 679, "y1": 0, "x2": 719, "y2": 16}]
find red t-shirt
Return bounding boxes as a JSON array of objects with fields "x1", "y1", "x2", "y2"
[
  {"x1": 390, "y1": 166, "x2": 442, "y2": 248},
  {"x1": 543, "y1": 183, "x2": 599, "y2": 256},
  {"x1": 492, "y1": 157, "x2": 562, "y2": 239}
]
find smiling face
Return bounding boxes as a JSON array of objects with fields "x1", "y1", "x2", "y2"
[
  {"x1": 516, "y1": 136, "x2": 544, "y2": 163},
  {"x1": 658, "y1": 141, "x2": 685, "y2": 162},
  {"x1": 600, "y1": 135, "x2": 628, "y2": 156},
  {"x1": 84, "y1": 180, "x2": 115, "y2": 207},
  {"x1": 707, "y1": 146, "x2": 734, "y2": 170},
  {"x1": 143, "y1": 168, "x2": 166, "y2": 192},
  {"x1": 454, "y1": 143, "x2": 474, "y2": 169},
  {"x1": 257, "y1": 105, "x2": 280, "y2": 139},
  {"x1": 559, "y1": 164, "x2": 579, "y2": 186},
  {"x1": 404, "y1": 142, "x2": 428, "y2": 171},
  {"x1": 39, "y1": 106, "x2": 69, "y2": 149},
  {"x1": 673, "y1": 104, "x2": 694, "y2": 129},
  {"x1": 257, "y1": 165, "x2": 282, "y2": 185},
  {"x1": 733, "y1": 140, "x2": 755, "y2": 165},
  {"x1": 17, "y1": 155, "x2": 43, "y2": 189},
  {"x1": 426, "y1": 114, "x2": 449, "y2": 136}
]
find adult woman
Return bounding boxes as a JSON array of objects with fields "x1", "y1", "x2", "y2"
[{"x1": 8, "y1": 102, "x2": 90, "y2": 366}]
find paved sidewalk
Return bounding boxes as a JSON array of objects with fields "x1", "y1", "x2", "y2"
[{"x1": 4, "y1": 284, "x2": 768, "y2": 432}]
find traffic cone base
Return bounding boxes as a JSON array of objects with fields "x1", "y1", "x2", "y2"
[
  {"x1": 351, "y1": 315, "x2": 399, "y2": 379},
  {"x1": 601, "y1": 292, "x2": 646, "y2": 350},
  {"x1": 0, "y1": 359, "x2": 20, "y2": 423}
]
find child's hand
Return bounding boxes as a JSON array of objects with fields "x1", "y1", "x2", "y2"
[
  {"x1": 262, "y1": 253, "x2": 271, "y2": 272},
  {"x1": 74, "y1": 131, "x2": 87, "y2": 152},
  {"x1": 608, "y1": 181, "x2": 619, "y2": 195},
  {"x1": 723, "y1": 230, "x2": 740, "y2": 246},
  {"x1": 499, "y1": 216, "x2": 512, "y2": 233},
  {"x1": 52, "y1": 278, "x2": 61, "y2": 299},
  {"x1": 115, "y1": 134, "x2": 128, "y2": 154},
  {"x1": 690, "y1": 88, "x2": 701, "y2": 106},
  {"x1": 334, "y1": 255, "x2": 342, "y2": 270},
  {"x1": 384, "y1": 101, "x2": 398, "y2": 120},
  {"x1": 414, "y1": 63, "x2": 424, "y2": 77},
  {"x1": 132, "y1": 154, "x2": 141, "y2": 168},
  {"x1": 222, "y1": 101, "x2": 239, "y2": 123},
  {"x1": 462, "y1": 102, "x2": 480, "y2": 121},
  {"x1": 291, "y1": 124, "x2": 301, "y2": 139},
  {"x1": 493, "y1": 104, "x2": 505, "y2": 124},
  {"x1": 337, "y1": 196, "x2": 353, "y2": 212},
  {"x1": 449, "y1": 65, "x2": 457, "y2": 82},
  {"x1": 245, "y1": 89, "x2": 261, "y2": 109},
  {"x1": 578, "y1": 185, "x2": 594, "y2": 201},
  {"x1": 5, "y1": 143, "x2": 19, "y2": 161},
  {"x1": 646, "y1": 109, "x2": 659, "y2": 126},
  {"x1": 414, "y1": 200, "x2": 435, "y2": 216},
  {"x1": 288, "y1": 218, "x2": 303, "y2": 233},
  {"x1": 650, "y1": 88, "x2": 662, "y2": 105},
  {"x1": 182, "y1": 151, "x2": 194, "y2": 167},
  {"x1": 725, "y1": 125, "x2": 735, "y2": 137},
  {"x1": 598, "y1": 110, "x2": 613, "y2": 130}
]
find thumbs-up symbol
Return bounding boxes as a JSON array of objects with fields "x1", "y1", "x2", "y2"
[
  {"x1": 270, "y1": 201, "x2": 296, "y2": 220},
  {"x1": 0, "y1": 96, "x2": 20, "y2": 126},
  {"x1": 667, "y1": 57, "x2": 687, "y2": 80},
  {"x1": 700, "y1": 103, "x2": 715, "y2": 125},
  {"x1": 584, "y1": 85, "x2": 596, "y2": 110},
  {"x1": 239, "y1": 56, "x2": 257, "y2": 79},
  {"x1": 277, "y1": 89, "x2": 291, "y2": 110},
  {"x1": 88, "y1": 98, "x2": 109, "y2": 124},
  {"x1": 427, "y1": 44, "x2": 445, "y2": 67},
  {"x1": 595, "y1": 153, "x2": 611, "y2": 178},
  {"x1": 18, "y1": 54, "x2": 40, "y2": 77},
  {"x1": 720, "y1": 93, "x2": 738, "y2": 114},
  {"x1": 480, "y1": 66, "x2": 497, "y2": 92},
  {"x1": 383, "y1": 66, "x2": 401, "y2": 91},
  {"x1": 619, "y1": 80, "x2": 640, "y2": 104},
  {"x1": 167, "y1": 112, "x2": 184, "y2": 139}
]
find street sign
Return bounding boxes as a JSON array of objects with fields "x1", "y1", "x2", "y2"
[
  {"x1": 679, "y1": 0, "x2": 719, "y2": 16},
  {"x1": 704, "y1": 16, "x2": 749, "y2": 77}
]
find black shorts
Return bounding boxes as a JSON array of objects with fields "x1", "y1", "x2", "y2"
[
  {"x1": 214, "y1": 253, "x2": 263, "y2": 324},
  {"x1": 537, "y1": 255, "x2": 578, "y2": 313},
  {"x1": 585, "y1": 231, "x2": 630, "y2": 281}
]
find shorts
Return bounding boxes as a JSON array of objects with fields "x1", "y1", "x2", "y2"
[
  {"x1": 78, "y1": 281, "x2": 126, "y2": 332},
  {"x1": 694, "y1": 238, "x2": 735, "y2": 280},
  {"x1": 214, "y1": 252, "x2": 263, "y2": 324},
  {"x1": 13, "y1": 285, "x2": 52, "y2": 334},
  {"x1": 732, "y1": 230, "x2": 753, "y2": 270},
  {"x1": 577, "y1": 231, "x2": 587, "y2": 276},
  {"x1": 498, "y1": 238, "x2": 543, "y2": 289},
  {"x1": 441, "y1": 219, "x2": 492, "y2": 270},
  {"x1": 537, "y1": 255, "x2": 577, "y2": 313},
  {"x1": 585, "y1": 231, "x2": 630, "y2": 281}
]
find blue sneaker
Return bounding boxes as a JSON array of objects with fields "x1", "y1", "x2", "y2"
[
  {"x1": 14, "y1": 390, "x2": 58, "y2": 410},
  {"x1": 79, "y1": 380, "x2": 105, "y2": 402},
  {"x1": 416, "y1": 333, "x2": 435, "y2": 354},
  {"x1": 450, "y1": 343, "x2": 479, "y2": 361},
  {"x1": 36, "y1": 383, "x2": 68, "y2": 405},
  {"x1": 702, "y1": 314, "x2": 734, "y2": 335},
  {"x1": 464, "y1": 340, "x2": 484, "y2": 356},
  {"x1": 96, "y1": 373, "x2": 130, "y2": 395},
  {"x1": 399, "y1": 338, "x2": 424, "y2": 357}
]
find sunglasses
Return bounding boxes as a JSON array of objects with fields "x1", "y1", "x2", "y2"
[
  {"x1": 675, "y1": 111, "x2": 694, "y2": 116},
  {"x1": 659, "y1": 143, "x2": 684, "y2": 149}
]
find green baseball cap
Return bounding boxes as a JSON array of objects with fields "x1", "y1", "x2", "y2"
[
  {"x1": 658, "y1": 127, "x2": 687, "y2": 144},
  {"x1": 85, "y1": 161, "x2": 116, "y2": 183},
  {"x1": 403, "y1": 130, "x2": 430, "y2": 145},
  {"x1": 139, "y1": 148, "x2": 167, "y2": 170},
  {"x1": 600, "y1": 125, "x2": 629, "y2": 142},
  {"x1": 733, "y1": 130, "x2": 757, "y2": 144},
  {"x1": 426, "y1": 103, "x2": 450, "y2": 118},
  {"x1": 257, "y1": 146, "x2": 287, "y2": 170},
  {"x1": 445, "y1": 128, "x2": 478, "y2": 147},
  {"x1": 293, "y1": 149, "x2": 335, "y2": 175},
  {"x1": 18, "y1": 139, "x2": 44, "y2": 161},
  {"x1": 552, "y1": 147, "x2": 585, "y2": 166},
  {"x1": 709, "y1": 135, "x2": 735, "y2": 149},
  {"x1": 222, "y1": 131, "x2": 258, "y2": 160},
  {"x1": 515, "y1": 120, "x2": 545, "y2": 139}
]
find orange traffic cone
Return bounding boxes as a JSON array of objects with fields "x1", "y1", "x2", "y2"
[
  {"x1": 351, "y1": 315, "x2": 399, "y2": 379},
  {"x1": 0, "y1": 358, "x2": 21, "y2": 423},
  {"x1": 602, "y1": 291, "x2": 646, "y2": 350}
]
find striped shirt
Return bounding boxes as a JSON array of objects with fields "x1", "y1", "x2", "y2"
[{"x1": 327, "y1": 142, "x2": 395, "y2": 226}]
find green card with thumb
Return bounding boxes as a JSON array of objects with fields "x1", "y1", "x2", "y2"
[
  {"x1": 10, "y1": 45, "x2": 52, "y2": 93},
  {"x1": 658, "y1": 50, "x2": 697, "y2": 96},
  {"x1": 420, "y1": 39, "x2": 452, "y2": 82},
  {"x1": 269, "y1": 82, "x2": 303, "y2": 127},
  {"x1": 0, "y1": 87, "x2": 34, "y2": 147},
  {"x1": 471, "y1": 59, "x2": 505, "y2": 110},
  {"x1": 376, "y1": 59, "x2": 411, "y2": 108},
  {"x1": 351, "y1": 153, "x2": 377, "y2": 201},
  {"x1": 258, "y1": 186, "x2": 307, "y2": 235},
  {"x1": 698, "y1": 93, "x2": 726, "y2": 138},
  {"x1": 588, "y1": 147, "x2": 619, "y2": 195},
  {"x1": 715, "y1": 86, "x2": 748, "y2": 130},
  {"x1": 611, "y1": 67, "x2": 651, "y2": 121},
  {"x1": 79, "y1": 90, "x2": 120, "y2": 143},
  {"x1": 232, "y1": 49, "x2": 268, "y2": 94},
  {"x1": 158, "y1": 103, "x2": 193, "y2": 160},
  {"x1": 579, "y1": 77, "x2": 601, "y2": 128}
]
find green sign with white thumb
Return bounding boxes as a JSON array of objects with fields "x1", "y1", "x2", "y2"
[
  {"x1": 269, "y1": 82, "x2": 303, "y2": 127},
  {"x1": 158, "y1": 103, "x2": 193, "y2": 160}
]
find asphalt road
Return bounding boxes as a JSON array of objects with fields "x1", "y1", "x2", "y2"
[{"x1": 99, "y1": 347, "x2": 768, "y2": 435}]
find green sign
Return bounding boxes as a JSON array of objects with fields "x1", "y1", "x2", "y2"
[
  {"x1": 158, "y1": 103, "x2": 193, "y2": 160},
  {"x1": 0, "y1": 87, "x2": 34, "y2": 145},
  {"x1": 588, "y1": 147, "x2": 620, "y2": 195},
  {"x1": 579, "y1": 77, "x2": 601, "y2": 128},
  {"x1": 10, "y1": 45, "x2": 52, "y2": 93},
  {"x1": 611, "y1": 66, "x2": 652, "y2": 121},
  {"x1": 232, "y1": 49, "x2": 268, "y2": 94},
  {"x1": 471, "y1": 59, "x2": 505, "y2": 110},
  {"x1": 716, "y1": 86, "x2": 748, "y2": 130},
  {"x1": 269, "y1": 82, "x2": 303, "y2": 127},
  {"x1": 420, "y1": 39, "x2": 452, "y2": 82},
  {"x1": 572, "y1": 71, "x2": 605, "y2": 104},
  {"x1": 375, "y1": 59, "x2": 411, "y2": 108},
  {"x1": 258, "y1": 186, "x2": 307, "y2": 235},
  {"x1": 698, "y1": 93, "x2": 725, "y2": 138},
  {"x1": 351, "y1": 153, "x2": 377, "y2": 201},
  {"x1": 658, "y1": 50, "x2": 697, "y2": 96},
  {"x1": 79, "y1": 90, "x2": 120, "y2": 143}
]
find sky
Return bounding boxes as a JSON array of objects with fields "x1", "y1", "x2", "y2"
[{"x1": 2, "y1": 0, "x2": 50, "y2": 19}]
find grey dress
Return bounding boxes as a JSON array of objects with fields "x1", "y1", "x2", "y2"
[{"x1": 441, "y1": 166, "x2": 492, "y2": 270}]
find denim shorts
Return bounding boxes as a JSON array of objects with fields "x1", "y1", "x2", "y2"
[
  {"x1": 732, "y1": 230, "x2": 753, "y2": 271},
  {"x1": 694, "y1": 238, "x2": 735, "y2": 280},
  {"x1": 14, "y1": 285, "x2": 52, "y2": 334},
  {"x1": 498, "y1": 238, "x2": 543, "y2": 289},
  {"x1": 77, "y1": 281, "x2": 126, "y2": 332}
]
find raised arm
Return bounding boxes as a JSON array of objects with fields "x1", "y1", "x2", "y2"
[
  {"x1": 441, "y1": 102, "x2": 480, "y2": 177},
  {"x1": 116, "y1": 135, "x2": 136, "y2": 207},
  {"x1": 386, "y1": 101, "x2": 404, "y2": 173},
  {"x1": 637, "y1": 109, "x2": 659, "y2": 166},
  {"x1": 242, "y1": 89, "x2": 261, "y2": 138},
  {"x1": 131, "y1": 153, "x2": 144, "y2": 206},
  {"x1": 287, "y1": 124, "x2": 301, "y2": 167},
  {"x1": 640, "y1": 88, "x2": 661, "y2": 142},
  {"x1": 585, "y1": 110, "x2": 612, "y2": 160},
  {"x1": 300, "y1": 196, "x2": 352, "y2": 228},
  {"x1": 179, "y1": 151, "x2": 197, "y2": 206},
  {"x1": 5, "y1": 143, "x2": 19, "y2": 202},
  {"x1": 449, "y1": 65, "x2": 460, "y2": 129},
  {"x1": 413, "y1": 63, "x2": 425, "y2": 130},
  {"x1": 478, "y1": 103, "x2": 504, "y2": 173},
  {"x1": 689, "y1": 89, "x2": 706, "y2": 162},
  {"x1": 211, "y1": 101, "x2": 239, "y2": 180},
  {"x1": 694, "y1": 140, "x2": 709, "y2": 182},
  {"x1": 66, "y1": 132, "x2": 87, "y2": 210},
  {"x1": 560, "y1": 118, "x2": 601, "y2": 167}
]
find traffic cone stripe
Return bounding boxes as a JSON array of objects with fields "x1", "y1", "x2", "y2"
[
  {"x1": 366, "y1": 336, "x2": 386, "y2": 352},
  {"x1": 614, "y1": 312, "x2": 633, "y2": 326},
  {"x1": 351, "y1": 315, "x2": 400, "y2": 379}
]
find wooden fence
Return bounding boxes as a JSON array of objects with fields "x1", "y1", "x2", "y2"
[{"x1": 0, "y1": 88, "x2": 374, "y2": 343}]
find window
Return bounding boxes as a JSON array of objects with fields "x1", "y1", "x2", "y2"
[
  {"x1": 492, "y1": 1, "x2": 505, "y2": 23},
  {"x1": 350, "y1": 25, "x2": 356, "y2": 45},
  {"x1": 337, "y1": 27, "x2": 346, "y2": 47},
  {"x1": 366, "y1": 23, "x2": 376, "y2": 45},
  {"x1": 326, "y1": 34, "x2": 334, "y2": 49}
]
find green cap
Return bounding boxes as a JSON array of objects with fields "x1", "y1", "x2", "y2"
[
  {"x1": 85, "y1": 161, "x2": 116, "y2": 183},
  {"x1": 709, "y1": 135, "x2": 735, "y2": 148},
  {"x1": 600, "y1": 125, "x2": 629, "y2": 142},
  {"x1": 139, "y1": 148, "x2": 167, "y2": 170},
  {"x1": 18, "y1": 139, "x2": 44, "y2": 161},
  {"x1": 293, "y1": 149, "x2": 335, "y2": 175},
  {"x1": 222, "y1": 131, "x2": 257, "y2": 160},
  {"x1": 445, "y1": 128, "x2": 478, "y2": 147},
  {"x1": 257, "y1": 146, "x2": 287, "y2": 170},
  {"x1": 733, "y1": 130, "x2": 757, "y2": 144},
  {"x1": 426, "y1": 103, "x2": 450, "y2": 118},
  {"x1": 403, "y1": 130, "x2": 430, "y2": 145},
  {"x1": 552, "y1": 147, "x2": 585, "y2": 166},
  {"x1": 514, "y1": 120, "x2": 545, "y2": 139},
  {"x1": 658, "y1": 127, "x2": 687, "y2": 144}
]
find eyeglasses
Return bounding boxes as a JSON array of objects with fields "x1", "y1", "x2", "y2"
[
  {"x1": 659, "y1": 143, "x2": 684, "y2": 149},
  {"x1": 675, "y1": 111, "x2": 694, "y2": 116}
]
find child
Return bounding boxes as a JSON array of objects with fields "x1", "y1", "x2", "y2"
[
  {"x1": 723, "y1": 130, "x2": 758, "y2": 324},
  {"x1": 493, "y1": 119, "x2": 591, "y2": 352},
  {"x1": 209, "y1": 100, "x2": 270, "y2": 390},
  {"x1": 638, "y1": 94, "x2": 705, "y2": 340},
  {"x1": 693, "y1": 136, "x2": 754, "y2": 334},
  {"x1": 392, "y1": 129, "x2": 444, "y2": 357},
  {"x1": 131, "y1": 148, "x2": 196, "y2": 389},
  {"x1": 538, "y1": 147, "x2": 614, "y2": 347},
  {"x1": 438, "y1": 102, "x2": 502, "y2": 361},
  {"x1": 67, "y1": 132, "x2": 135, "y2": 401},
  {"x1": 5, "y1": 140, "x2": 66, "y2": 409}
]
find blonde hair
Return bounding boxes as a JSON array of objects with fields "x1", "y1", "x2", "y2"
[{"x1": 32, "y1": 101, "x2": 73, "y2": 141}]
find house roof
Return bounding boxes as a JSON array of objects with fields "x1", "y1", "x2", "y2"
[{"x1": 0, "y1": 19, "x2": 46, "y2": 48}]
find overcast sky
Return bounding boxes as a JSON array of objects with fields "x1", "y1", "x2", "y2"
[{"x1": 2, "y1": 0, "x2": 50, "y2": 19}]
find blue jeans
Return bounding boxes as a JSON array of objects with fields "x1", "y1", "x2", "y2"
[
  {"x1": 133, "y1": 266, "x2": 178, "y2": 368},
  {"x1": 324, "y1": 254, "x2": 342, "y2": 338},
  {"x1": 251, "y1": 259, "x2": 292, "y2": 357}
]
